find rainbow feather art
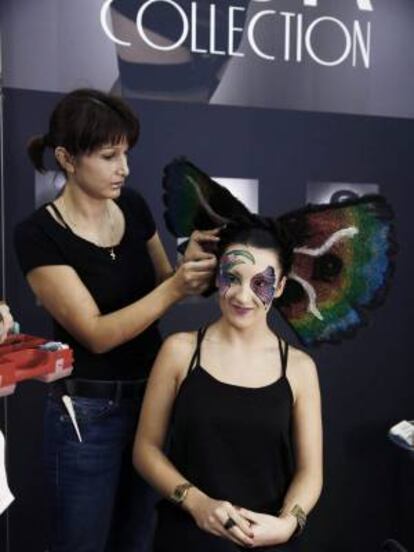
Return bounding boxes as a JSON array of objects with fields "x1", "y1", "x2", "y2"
[
  {"x1": 277, "y1": 197, "x2": 396, "y2": 346},
  {"x1": 162, "y1": 158, "x2": 397, "y2": 347},
  {"x1": 163, "y1": 158, "x2": 252, "y2": 237}
]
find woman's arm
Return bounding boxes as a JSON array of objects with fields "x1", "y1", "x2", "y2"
[
  {"x1": 0, "y1": 302, "x2": 14, "y2": 343},
  {"x1": 239, "y1": 350, "x2": 323, "y2": 547},
  {"x1": 279, "y1": 350, "x2": 323, "y2": 515},
  {"x1": 146, "y1": 233, "x2": 174, "y2": 284},
  {"x1": 133, "y1": 334, "x2": 192, "y2": 495},
  {"x1": 134, "y1": 334, "x2": 254, "y2": 547},
  {"x1": 26, "y1": 252, "x2": 214, "y2": 354}
]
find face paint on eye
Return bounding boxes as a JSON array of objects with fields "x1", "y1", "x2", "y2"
[
  {"x1": 251, "y1": 266, "x2": 277, "y2": 309},
  {"x1": 217, "y1": 270, "x2": 237, "y2": 297},
  {"x1": 218, "y1": 249, "x2": 256, "y2": 297},
  {"x1": 223, "y1": 249, "x2": 256, "y2": 266},
  {"x1": 217, "y1": 249, "x2": 256, "y2": 295}
]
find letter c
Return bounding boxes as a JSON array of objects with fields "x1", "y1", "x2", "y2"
[{"x1": 100, "y1": 0, "x2": 132, "y2": 47}]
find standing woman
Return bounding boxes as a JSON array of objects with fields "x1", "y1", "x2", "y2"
[
  {"x1": 134, "y1": 222, "x2": 323, "y2": 551},
  {"x1": 14, "y1": 89, "x2": 217, "y2": 552}
]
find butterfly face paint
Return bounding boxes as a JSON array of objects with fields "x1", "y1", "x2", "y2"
[
  {"x1": 251, "y1": 266, "x2": 277, "y2": 309},
  {"x1": 218, "y1": 249, "x2": 278, "y2": 310},
  {"x1": 218, "y1": 249, "x2": 256, "y2": 298}
]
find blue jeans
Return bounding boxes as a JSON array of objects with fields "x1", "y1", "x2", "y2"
[{"x1": 44, "y1": 391, "x2": 157, "y2": 552}]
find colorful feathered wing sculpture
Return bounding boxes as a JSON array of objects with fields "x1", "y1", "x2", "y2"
[
  {"x1": 162, "y1": 158, "x2": 397, "y2": 347},
  {"x1": 163, "y1": 158, "x2": 252, "y2": 236}
]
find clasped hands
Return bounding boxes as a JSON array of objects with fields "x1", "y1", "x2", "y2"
[
  {"x1": 185, "y1": 490, "x2": 297, "y2": 548},
  {"x1": 173, "y1": 229, "x2": 220, "y2": 297}
]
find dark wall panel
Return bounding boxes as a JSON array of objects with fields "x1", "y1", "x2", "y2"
[{"x1": 3, "y1": 88, "x2": 413, "y2": 551}]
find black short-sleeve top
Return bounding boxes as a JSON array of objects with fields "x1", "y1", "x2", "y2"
[{"x1": 14, "y1": 187, "x2": 162, "y2": 381}]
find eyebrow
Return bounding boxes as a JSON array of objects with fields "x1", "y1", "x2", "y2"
[
  {"x1": 224, "y1": 268, "x2": 275, "y2": 279},
  {"x1": 223, "y1": 267, "x2": 241, "y2": 276},
  {"x1": 223, "y1": 249, "x2": 256, "y2": 265}
]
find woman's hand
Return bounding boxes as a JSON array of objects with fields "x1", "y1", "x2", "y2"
[
  {"x1": 184, "y1": 229, "x2": 221, "y2": 262},
  {"x1": 173, "y1": 228, "x2": 220, "y2": 297},
  {"x1": 184, "y1": 489, "x2": 255, "y2": 548},
  {"x1": 171, "y1": 257, "x2": 217, "y2": 298},
  {"x1": 0, "y1": 302, "x2": 14, "y2": 344},
  {"x1": 238, "y1": 508, "x2": 297, "y2": 547},
  {"x1": 167, "y1": 228, "x2": 221, "y2": 298},
  {"x1": 172, "y1": 229, "x2": 219, "y2": 299}
]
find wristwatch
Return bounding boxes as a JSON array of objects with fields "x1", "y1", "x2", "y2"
[{"x1": 170, "y1": 482, "x2": 193, "y2": 505}]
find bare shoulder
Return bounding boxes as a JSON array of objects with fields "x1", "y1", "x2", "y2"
[
  {"x1": 155, "y1": 331, "x2": 198, "y2": 380},
  {"x1": 288, "y1": 345, "x2": 317, "y2": 371},
  {"x1": 161, "y1": 331, "x2": 198, "y2": 358},
  {"x1": 286, "y1": 345, "x2": 319, "y2": 392}
]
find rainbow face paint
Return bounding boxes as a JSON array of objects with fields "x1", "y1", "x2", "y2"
[
  {"x1": 218, "y1": 249, "x2": 255, "y2": 297},
  {"x1": 218, "y1": 249, "x2": 277, "y2": 309},
  {"x1": 251, "y1": 266, "x2": 277, "y2": 309}
]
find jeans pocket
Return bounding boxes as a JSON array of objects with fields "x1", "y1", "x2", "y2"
[
  {"x1": 69, "y1": 396, "x2": 117, "y2": 423},
  {"x1": 48, "y1": 395, "x2": 117, "y2": 425}
]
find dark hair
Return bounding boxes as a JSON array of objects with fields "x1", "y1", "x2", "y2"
[
  {"x1": 27, "y1": 88, "x2": 140, "y2": 172},
  {"x1": 217, "y1": 217, "x2": 294, "y2": 277}
]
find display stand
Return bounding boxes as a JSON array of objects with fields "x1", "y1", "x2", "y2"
[{"x1": 383, "y1": 431, "x2": 414, "y2": 551}]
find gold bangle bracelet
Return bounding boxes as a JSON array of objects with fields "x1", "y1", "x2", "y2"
[
  {"x1": 279, "y1": 503, "x2": 307, "y2": 537},
  {"x1": 290, "y1": 504, "x2": 307, "y2": 537}
]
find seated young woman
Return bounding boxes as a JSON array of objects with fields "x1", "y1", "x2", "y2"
[{"x1": 133, "y1": 220, "x2": 323, "y2": 551}]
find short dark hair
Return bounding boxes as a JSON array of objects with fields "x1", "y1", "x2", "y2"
[
  {"x1": 27, "y1": 88, "x2": 140, "y2": 172},
  {"x1": 217, "y1": 218, "x2": 294, "y2": 276}
]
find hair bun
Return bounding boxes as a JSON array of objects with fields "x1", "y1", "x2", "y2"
[{"x1": 27, "y1": 135, "x2": 48, "y2": 172}]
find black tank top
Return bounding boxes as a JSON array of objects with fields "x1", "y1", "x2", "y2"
[{"x1": 169, "y1": 327, "x2": 295, "y2": 514}]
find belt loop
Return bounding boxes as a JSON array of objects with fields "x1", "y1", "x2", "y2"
[
  {"x1": 65, "y1": 380, "x2": 75, "y2": 396},
  {"x1": 51, "y1": 379, "x2": 68, "y2": 400},
  {"x1": 115, "y1": 381, "x2": 122, "y2": 403}
]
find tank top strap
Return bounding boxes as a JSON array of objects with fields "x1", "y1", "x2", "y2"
[
  {"x1": 47, "y1": 202, "x2": 70, "y2": 230},
  {"x1": 186, "y1": 326, "x2": 208, "y2": 376},
  {"x1": 277, "y1": 335, "x2": 289, "y2": 377}
]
